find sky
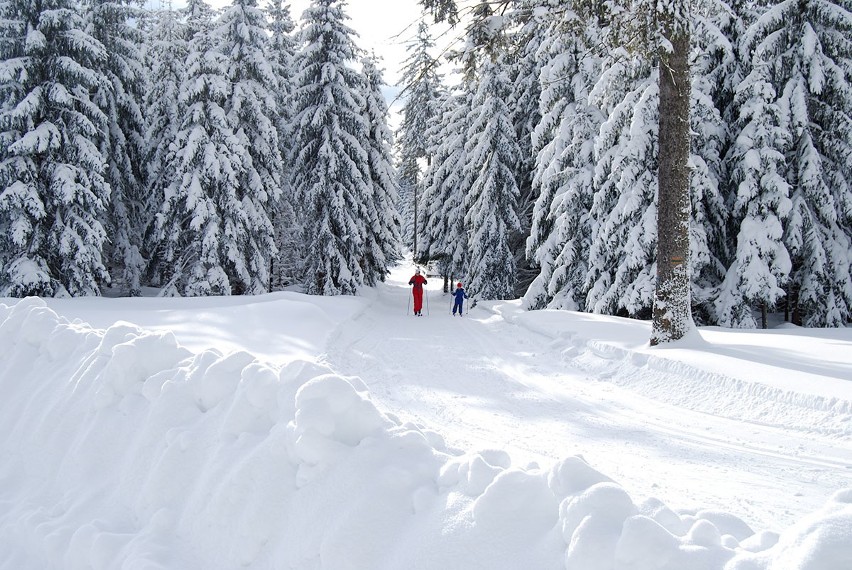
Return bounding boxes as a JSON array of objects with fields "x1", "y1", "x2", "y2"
[
  {"x1": 1, "y1": 261, "x2": 850, "y2": 569},
  {"x1": 286, "y1": 0, "x2": 464, "y2": 127}
]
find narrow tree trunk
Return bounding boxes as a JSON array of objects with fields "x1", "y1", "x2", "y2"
[
  {"x1": 784, "y1": 285, "x2": 790, "y2": 322},
  {"x1": 413, "y1": 186, "x2": 418, "y2": 261},
  {"x1": 651, "y1": 3, "x2": 693, "y2": 346},
  {"x1": 761, "y1": 303, "x2": 767, "y2": 329}
]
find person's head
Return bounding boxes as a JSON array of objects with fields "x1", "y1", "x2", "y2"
[
  {"x1": 457, "y1": 282, "x2": 462, "y2": 288},
  {"x1": 415, "y1": 268, "x2": 421, "y2": 275}
]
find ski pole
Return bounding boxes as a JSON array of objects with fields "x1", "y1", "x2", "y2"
[
  {"x1": 425, "y1": 287, "x2": 430, "y2": 316},
  {"x1": 407, "y1": 291, "x2": 411, "y2": 315}
]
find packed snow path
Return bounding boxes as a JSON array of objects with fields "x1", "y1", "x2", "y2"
[{"x1": 323, "y1": 266, "x2": 852, "y2": 531}]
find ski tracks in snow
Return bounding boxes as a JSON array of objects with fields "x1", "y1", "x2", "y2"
[{"x1": 323, "y1": 275, "x2": 852, "y2": 531}]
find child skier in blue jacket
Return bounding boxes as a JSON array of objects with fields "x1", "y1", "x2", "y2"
[{"x1": 452, "y1": 282, "x2": 468, "y2": 316}]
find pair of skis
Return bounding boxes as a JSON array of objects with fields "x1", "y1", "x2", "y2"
[{"x1": 407, "y1": 290, "x2": 476, "y2": 316}]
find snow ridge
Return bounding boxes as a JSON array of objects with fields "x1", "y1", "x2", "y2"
[{"x1": 494, "y1": 303, "x2": 852, "y2": 438}]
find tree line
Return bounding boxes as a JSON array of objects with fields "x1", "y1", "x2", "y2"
[
  {"x1": 402, "y1": 0, "x2": 852, "y2": 329},
  {"x1": 1, "y1": 0, "x2": 850, "y2": 331},
  {"x1": 0, "y1": 0, "x2": 401, "y2": 298}
]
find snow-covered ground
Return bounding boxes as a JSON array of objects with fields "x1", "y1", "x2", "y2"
[{"x1": 1, "y1": 264, "x2": 850, "y2": 569}]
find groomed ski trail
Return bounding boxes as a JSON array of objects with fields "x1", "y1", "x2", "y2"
[{"x1": 323, "y1": 265, "x2": 852, "y2": 532}]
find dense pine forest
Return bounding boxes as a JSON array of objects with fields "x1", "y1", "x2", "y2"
[{"x1": 1, "y1": 0, "x2": 850, "y2": 330}]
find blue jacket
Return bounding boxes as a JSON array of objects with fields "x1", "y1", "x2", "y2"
[{"x1": 452, "y1": 288, "x2": 467, "y2": 303}]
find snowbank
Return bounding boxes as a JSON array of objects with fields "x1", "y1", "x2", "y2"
[{"x1": 1, "y1": 298, "x2": 850, "y2": 569}]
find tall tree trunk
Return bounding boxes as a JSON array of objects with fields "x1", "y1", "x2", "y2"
[{"x1": 651, "y1": 2, "x2": 693, "y2": 346}]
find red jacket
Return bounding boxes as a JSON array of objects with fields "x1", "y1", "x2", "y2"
[{"x1": 409, "y1": 274, "x2": 427, "y2": 289}]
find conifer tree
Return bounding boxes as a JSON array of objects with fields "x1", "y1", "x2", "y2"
[
  {"x1": 144, "y1": 7, "x2": 188, "y2": 285},
  {"x1": 153, "y1": 2, "x2": 257, "y2": 296},
  {"x1": 216, "y1": 0, "x2": 283, "y2": 293},
  {"x1": 465, "y1": 58, "x2": 521, "y2": 300},
  {"x1": 419, "y1": 91, "x2": 472, "y2": 284},
  {"x1": 505, "y1": 0, "x2": 546, "y2": 295},
  {"x1": 742, "y1": 0, "x2": 852, "y2": 326},
  {"x1": 0, "y1": 0, "x2": 110, "y2": 296},
  {"x1": 85, "y1": 0, "x2": 148, "y2": 295},
  {"x1": 397, "y1": 21, "x2": 442, "y2": 259},
  {"x1": 651, "y1": 0, "x2": 694, "y2": 344},
  {"x1": 183, "y1": 0, "x2": 215, "y2": 40},
  {"x1": 524, "y1": 6, "x2": 603, "y2": 311},
  {"x1": 717, "y1": 68, "x2": 792, "y2": 328},
  {"x1": 585, "y1": 52, "x2": 658, "y2": 318},
  {"x1": 687, "y1": 3, "x2": 735, "y2": 324},
  {"x1": 361, "y1": 55, "x2": 402, "y2": 284},
  {"x1": 290, "y1": 0, "x2": 370, "y2": 295},
  {"x1": 266, "y1": 0, "x2": 299, "y2": 288},
  {"x1": 396, "y1": 154, "x2": 418, "y2": 257}
]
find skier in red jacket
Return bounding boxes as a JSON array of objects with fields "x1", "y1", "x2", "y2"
[{"x1": 408, "y1": 268, "x2": 427, "y2": 316}]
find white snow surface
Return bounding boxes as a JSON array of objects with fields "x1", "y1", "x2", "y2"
[{"x1": 1, "y1": 264, "x2": 851, "y2": 569}]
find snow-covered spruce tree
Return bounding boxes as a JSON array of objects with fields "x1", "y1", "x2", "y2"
[
  {"x1": 0, "y1": 0, "x2": 110, "y2": 297},
  {"x1": 742, "y1": 0, "x2": 852, "y2": 326},
  {"x1": 396, "y1": 21, "x2": 443, "y2": 260},
  {"x1": 361, "y1": 55, "x2": 402, "y2": 285},
  {"x1": 686, "y1": 3, "x2": 735, "y2": 324},
  {"x1": 144, "y1": 7, "x2": 188, "y2": 286},
  {"x1": 717, "y1": 65, "x2": 792, "y2": 328},
  {"x1": 153, "y1": 5, "x2": 257, "y2": 296},
  {"x1": 84, "y1": 0, "x2": 148, "y2": 296},
  {"x1": 290, "y1": 0, "x2": 369, "y2": 295},
  {"x1": 266, "y1": 0, "x2": 299, "y2": 289},
  {"x1": 523, "y1": 4, "x2": 604, "y2": 311},
  {"x1": 504, "y1": 0, "x2": 547, "y2": 296},
  {"x1": 464, "y1": 57, "x2": 522, "y2": 300},
  {"x1": 215, "y1": 0, "x2": 282, "y2": 292},
  {"x1": 585, "y1": 52, "x2": 658, "y2": 319},
  {"x1": 183, "y1": 0, "x2": 215, "y2": 41},
  {"x1": 419, "y1": 90, "x2": 473, "y2": 287}
]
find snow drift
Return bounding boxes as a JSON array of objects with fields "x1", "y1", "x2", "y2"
[{"x1": 0, "y1": 297, "x2": 850, "y2": 569}]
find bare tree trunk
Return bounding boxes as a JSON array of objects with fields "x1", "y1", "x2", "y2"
[{"x1": 651, "y1": 3, "x2": 693, "y2": 346}]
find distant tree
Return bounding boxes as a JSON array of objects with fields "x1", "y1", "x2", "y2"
[
  {"x1": 0, "y1": 0, "x2": 110, "y2": 296},
  {"x1": 396, "y1": 154, "x2": 418, "y2": 257},
  {"x1": 419, "y1": 91, "x2": 472, "y2": 285},
  {"x1": 289, "y1": 0, "x2": 370, "y2": 295},
  {"x1": 396, "y1": 21, "x2": 443, "y2": 259}
]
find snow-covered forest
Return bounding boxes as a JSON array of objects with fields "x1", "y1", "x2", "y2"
[{"x1": 1, "y1": 0, "x2": 851, "y2": 329}]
